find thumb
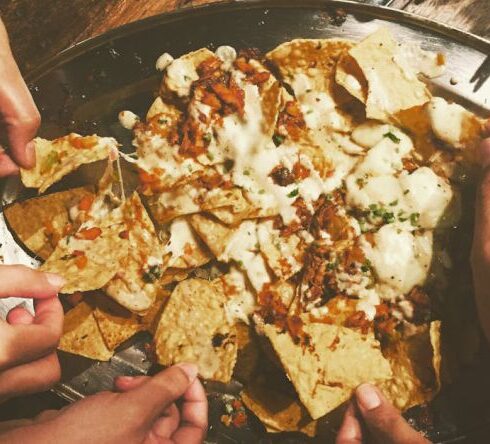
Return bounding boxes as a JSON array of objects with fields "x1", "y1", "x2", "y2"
[
  {"x1": 0, "y1": 265, "x2": 65, "y2": 298},
  {"x1": 472, "y1": 128, "x2": 490, "y2": 343},
  {"x1": 354, "y1": 384, "x2": 429, "y2": 444},
  {"x1": 122, "y1": 363, "x2": 198, "y2": 420}
]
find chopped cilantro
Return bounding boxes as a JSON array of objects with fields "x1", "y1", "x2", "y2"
[
  {"x1": 243, "y1": 169, "x2": 250, "y2": 176},
  {"x1": 410, "y1": 212, "x2": 420, "y2": 227},
  {"x1": 206, "y1": 152, "x2": 214, "y2": 161},
  {"x1": 158, "y1": 118, "x2": 168, "y2": 124},
  {"x1": 382, "y1": 211, "x2": 395, "y2": 224},
  {"x1": 236, "y1": 260, "x2": 244, "y2": 267},
  {"x1": 383, "y1": 131, "x2": 401, "y2": 143},
  {"x1": 287, "y1": 188, "x2": 299, "y2": 198},
  {"x1": 389, "y1": 199, "x2": 398, "y2": 206},
  {"x1": 361, "y1": 260, "x2": 372, "y2": 273},
  {"x1": 272, "y1": 134, "x2": 285, "y2": 147},
  {"x1": 258, "y1": 189, "x2": 265, "y2": 194},
  {"x1": 203, "y1": 133, "x2": 212, "y2": 143},
  {"x1": 403, "y1": 189, "x2": 410, "y2": 195},
  {"x1": 327, "y1": 260, "x2": 338, "y2": 271}
]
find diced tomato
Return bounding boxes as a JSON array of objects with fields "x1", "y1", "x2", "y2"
[
  {"x1": 70, "y1": 135, "x2": 98, "y2": 149},
  {"x1": 75, "y1": 227, "x2": 102, "y2": 240},
  {"x1": 231, "y1": 411, "x2": 247, "y2": 428},
  {"x1": 62, "y1": 223, "x2": 73, "y2": 237},
  {"x1": 75, "y1": 254, "x2": 88, "y2": 270},
  {"x1": 292, "y1": 161, "x2": 310, "y2": 180},
  {"x1": 248, "y1": 71, "x2": 270, "y2": 85},
  {"x1": 78, "y1": 195, "x2": 95, "y2": 211}
]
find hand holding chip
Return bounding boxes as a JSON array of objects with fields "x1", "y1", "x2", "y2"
[
  {"x1": 336, "y1": 384, "x2": 429, "y2": 444},
  {"x1": 0, "y1": 265, "x2": 64, "y2": 402},
  {"x1": 0, "y1": 363, "x2": 208, "y2": 444},
  {"x1": 0, "y1": 18, "x2": 40, "y2": 177}
]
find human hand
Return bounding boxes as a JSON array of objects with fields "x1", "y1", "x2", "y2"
[
  {"x1": 0, "y1": 265, "x2": 64, "y2": 402},
  {"x1": 0, "y1": 18, "x2": 40, "y2": 177},
  {"x1": 0, "y1": 364, "x2": 208, "y2": 444},
  {"x1": 336, "y1": 384, "x2": 429, "y2": 444},
  {"x1": 471, "y1": 121, "x2": 490, "y2": 343}
]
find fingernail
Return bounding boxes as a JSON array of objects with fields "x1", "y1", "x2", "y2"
[
  {"x1": 356, "y1": 384, "x2": 381, "y2": 411},
  {"x1": 176, "y1": 362, "x2": 198, "y2": 381},
  {"x1": 25, "y1": 141, "x2": 36, "y2": 167},
  {"x1": 45, "y1": 273, "x2": 66, "y2": 289}
]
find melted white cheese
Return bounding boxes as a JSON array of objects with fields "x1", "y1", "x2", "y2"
[
  {"x1": 118, "y1": 110, "x2": 140, "y2": 130},
  {"x1": 428, "y1": 97, "x2": 472, "y2": 147},
  {"x1": 165, "y1": 58, "x2": 199, "y2": 97},
  {"x1": 394, "y1": 42, "x2": 445, "y2": 79},
  {"x1": 351, "y1": 122, "x2": 391, "y2": 148},
  {"x1": 165, "y1": 218, "x2": 199, "y2": 266},
  {"x1": 361, "y1": 225, "x2": 433, "y2": 296},
  {"x1": 156, "y1": 52, "x2": 174, "y2": 71},
  {"x1": 215, "y1": 46, "x2": 237, "y2": 70},
  {"x1": 222, "y1": 267, "x2": 257, "y2": 325}
]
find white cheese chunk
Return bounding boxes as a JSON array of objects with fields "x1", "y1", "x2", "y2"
[
  {"x1": 361, "y1": 225, "x2": 433, "y2": 296},
  {"x1": 165, "y1": 58, "x2": 199, "y2": 97},
  {"x1": 155, "y1": 52, "x2": 174, "y2": 71},
  {"x1": 215, "y1": 46, "x2": 237, "y2": 70}
]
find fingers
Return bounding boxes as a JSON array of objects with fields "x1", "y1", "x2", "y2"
[
  {"x1": 0, "y1": 22, "x2": 39, "y2": 170},
  {"x1": 171, "y1": 377, "x2": 208, "y2": 444},
  {"x1": 7, "y1": 305, "x2": 34, "y2": 325},
  {"x1": 336, "y1": 402, "x2": 363, "y2": 444},
  {"x1": 0, "y1": 297, "x2": 64, "y2": 370},
  {"x1": 151, "y1": 403, "x2": 181, "y2": 439},
  {"x1": 354, "y1": 384, "x2": 429, "y2": 444},
  {"x1": 0, "y1": 352, "x2": 61, "y2": 402},
  {"x1": 0, "y1": 150, "x2": 19, "y2": 176},
  {"x1": 123, "y1": 363, "x2": 198, "y2": 420},
  {"x1": 0, "y1": 265, "x2": 65, "y2": 298},
  {"x1": 472, "y1": 135, "x2": 490, "y2": 342},
  {"x1": 114, "y1": 375, "x2": 147, "y2": 392}
]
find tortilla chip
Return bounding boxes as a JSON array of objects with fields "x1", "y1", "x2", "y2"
[
  {"x1": 189, "y1": 213, "x2": 233, "y2": 258},
  {"x1": 20, "y1": 134, "x2": 118, "y2": 193},
  {"x1": 206, "y1": 188, "x2": 255, "y2": 226},
  {"x1": 242, "y1": 382, "x2": 317, "y2": 437},
  {"x1": 348, "y1": 28, "x2": 431, "y2": 121},
  {"x1": 160, "y1": 48, "x2": 217, "y2": 99},
  {"x1": 233, "y1": 323, "x2": 260, "y2": 384},
  {"x1": 93, "y1": 296, "x2": 145, "y2": 351},
  {"x1": 257, "y1": 220, "x2": 304, "y2": 280},
  {"x1": 155, "y1": 278, "x2": 237, "y2": 383},
  {"x1": 160, "y1": 268, "x2": 189, "y2": 285},
  {"x1": 335, "y1": 53, "x2": 368, "y2": 103},
  {"x1": 141, "y1": 289, "x2": 170, "y2": 334},
  {"x1": 165, "y1": 217, "x2": 212, "y2": 268},
  {"x1": 104, "y1": 193, "x2": 166, "y2": 314},
  {"x1": 263, "y1": 320, "x2": 392, "y2": 419},
  {"x1": 58, "y1": 301, "x2": 113, "y2": 361},
  {"x1": 4, "y1": 187, "x2": 94, "y2": 260},
  {"x1": 146, "y1": 96, "x2": 183, "y2": 122},
  {"x1": 41, "y1": 203, "x2": 129, "y2": 294},
  {"x1": 380, "y1": 321, "x2": 442, "y2": 411}
]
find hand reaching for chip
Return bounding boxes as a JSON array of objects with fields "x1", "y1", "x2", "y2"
[
  {"x1": 0, "y1": 265, "x2": 64, "y2": 402},
  {"x1": 336, "y1": 384, "x2": 429, "y2": 444},
  {"x1": 472, "y1": 121, "x2": 490, "y2": 343},
  {"x1": 0, "y1": 364, "x2": 208, "y2": 444},
  {"x1": 0, "y1": 18, "x2": 40, "y2": 177}
]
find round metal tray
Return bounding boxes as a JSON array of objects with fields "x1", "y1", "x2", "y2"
[{"x1": 1, "y1": 1, "x2": 489, "y2": 442}]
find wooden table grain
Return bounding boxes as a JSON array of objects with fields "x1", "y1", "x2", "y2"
[{"x1": 0, "y1": 0, "x2": 488, "y2": 73}]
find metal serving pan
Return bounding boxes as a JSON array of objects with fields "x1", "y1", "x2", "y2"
[{"x1": 1, "y1": 1, "x2": 489, "y2": 442}]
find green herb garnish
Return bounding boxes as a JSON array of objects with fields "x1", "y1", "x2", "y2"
[
  {"x1": 142, "y1": 265, "x2": 163, "y2": 283},
  {"x1": 383, "y1": 132, "x2": 401, "y2": 143},
  {"x1": 272, "y1": 134, "x2": 286, "y2": 147},
  {"x1": 287, "y1": 188, "x2": 299, "y2": 198}
]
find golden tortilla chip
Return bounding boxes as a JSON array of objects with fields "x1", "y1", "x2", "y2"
[
  {"x1": 242, "y1": 381, "x2": 317, "y2": 437},
  {"x1": 233, "y1": 323, "x2": 260, "y2": 384},
  {"x1": 20, "y1": 134, "x2": 119, "y2": 193},
  {"x1": 335, "y1": 53, "x2": 368, "y2": 103},
  {"x1": 380, "y1": 321, "x2": 442, "y2": 411},
  {"x1": 105, "y1": 193, "x2": 166, "y2": 314},
  {"x1": 155, "y1": 278, "x2": 237, "y2": 383},
  {"x1": 189, "y1": 213, "x2": 233, "y2": 258},
  {"x1": 4, "y1": 187, "x2": 94, "y2": 260},
  {"x1": 141, "y1": 289, "x2": 169, "y2": 334},
  {"x1": 160, "y1": 48, "x2": 217, "y2": 99},
  {"x1": 58, "y1": 301, "x2": 113, "y2": 361},
  {"x1": 263, "y1": 320, "x2": 392, "y2": 420},
  {"x1": 93, "y1": 296, "x2": 145, "y2": 351},
  {"x1": 41, "y1": 203, "x2": 129, "y2": 294},
  {"x1": 165, "y1": 217, "x2": 212, "y2": 269},
  {"x1": 348, "y1": 28, "x2": 431, "y2": 121},
  {"x1": 146, "y1": 96, "x2": 183, "y2": 122}
]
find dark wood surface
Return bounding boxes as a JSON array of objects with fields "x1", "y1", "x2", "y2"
[{"x1": 0, "y1": 0, "x2": 488, "y2": 74}]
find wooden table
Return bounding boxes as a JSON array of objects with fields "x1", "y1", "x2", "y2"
[
  {"x1": 0, "y1": 0, "x2": 489, "y2": 433},
  {"x1": 0, "y1": 0, "x2": 489, "y2": 74}
]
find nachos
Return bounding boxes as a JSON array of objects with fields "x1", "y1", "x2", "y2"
[{"x1": 8, "y1": 27, "x2": 486, "y2": 437}]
